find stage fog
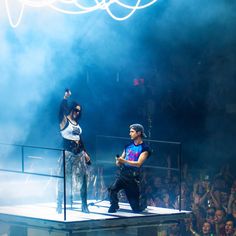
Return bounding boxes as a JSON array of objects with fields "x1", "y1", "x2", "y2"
[{"x1": 0, "y1": 0, "x2": 236, "y2": 208}]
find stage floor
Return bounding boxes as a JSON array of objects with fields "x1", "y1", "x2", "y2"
[
  {"x1": 0, "y1": 200, "x2": 191, "y2": 236},
  {"x1": 0, "y1": 200, "x2": 189, "y2": 222}
]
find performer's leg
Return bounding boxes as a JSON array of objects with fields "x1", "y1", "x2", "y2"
[
  {"x1": 56, "y1": 153, "x2": 73, "y2": 213},
  {"x1": 56, "y1": 156, "x2": 64, "y2": 213},
  {"x1": 66, "y1": 156, "x2": 73, "y2": 206},
  {"x1": 73, "y1": 151, "x2": 90, "y2": 213},
  {"x1": 81, "y1": 174, "x2": 89, "y2": 213},
  {"x1": 139, "y1": 176, "x2": 147, "y2": 211},
  {"x1": 125, "y1": 178, "x2": 141, "y2": 212},
  {"x1": 108, "y1": 177, "x2": 124, "y2": 213}
]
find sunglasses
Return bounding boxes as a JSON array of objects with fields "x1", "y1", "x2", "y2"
[{"x1": 74, "y1": 108, "x2": 81, "y2": 113}]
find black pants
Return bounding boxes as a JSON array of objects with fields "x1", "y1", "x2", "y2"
[{"x1": 109, "y1": 169, "x2": 146, "y2": 212}]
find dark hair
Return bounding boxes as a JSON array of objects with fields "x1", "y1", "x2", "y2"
[
  {"x1": 225, "y1": 215, "x2": 236, "y2": 226},
  {"x1": 206, "y1": 207, "x2": 216, "y2": 218},
  {"x1": 70, "y1": 102, "x2": 82, "y2": 120},
  {"x1": 129, "y1": 124, "x2": 147, "y2": 138},
  {"x1": 202, "y1": 221, "x2": 214, "y2": 234}
]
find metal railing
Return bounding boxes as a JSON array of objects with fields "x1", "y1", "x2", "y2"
[
  {"x1": 0, "y1": 142, "x2": 67, "y2": 221},
  {"x1": 0, "y1": 135, "x2": 184, "y2": 221}
]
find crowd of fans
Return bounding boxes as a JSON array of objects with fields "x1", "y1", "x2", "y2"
[
  {"x1": 145, "y1": 164, "x2": 236, "y2": 236},
  {"x1": 88, "y1": 162, "x2": 236, "y2": 236}
]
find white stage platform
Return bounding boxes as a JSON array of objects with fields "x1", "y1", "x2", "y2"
[{"x1": 0, "y1": 201, "x2": 191, "y2": 236}]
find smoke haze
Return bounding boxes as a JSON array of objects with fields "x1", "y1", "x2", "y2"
[{"x1": 0, "y1": 0, "x2": 235, "y2": 168}]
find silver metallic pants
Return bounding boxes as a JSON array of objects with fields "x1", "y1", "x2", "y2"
[{"x1": 57, "y1": 150, "x2": 89, "y2": 205}]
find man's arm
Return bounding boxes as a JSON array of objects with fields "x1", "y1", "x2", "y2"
[{"x1": 117, "y1": 151, "x2": 149, "y2": 167}]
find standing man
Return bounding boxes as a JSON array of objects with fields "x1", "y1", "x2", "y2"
[
  {"x1": 57, "y1": 89, "x2": 91, "y2": 213},
  {"x1": 108, "y1": 124, "x2": 151, "y2": 213}
]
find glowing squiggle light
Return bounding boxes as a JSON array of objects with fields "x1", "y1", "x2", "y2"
[{"x1": 5, "y1": 0, "x2": 158, "y2": 28}]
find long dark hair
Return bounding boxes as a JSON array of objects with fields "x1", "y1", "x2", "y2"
[{"x1": 70, "y1": 101, "x2": 82, "y2": 121}]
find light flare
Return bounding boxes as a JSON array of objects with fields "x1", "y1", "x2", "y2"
[{"x1": 4, "y1": 0, "x2": 158, "y2": 28}]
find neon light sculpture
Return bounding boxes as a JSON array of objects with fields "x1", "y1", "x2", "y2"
[{"x1": 5, "y1": 0, "x2": 158, "y2": 28}]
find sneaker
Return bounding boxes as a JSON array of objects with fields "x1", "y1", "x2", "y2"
[
  {"x1": 108, "y1": 205, "x2": 119, "y2": 213},
  {"x1": 132, "y1": 206, "x2": 149, "y2": 213}
]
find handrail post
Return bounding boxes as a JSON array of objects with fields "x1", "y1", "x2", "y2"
[
  {"x1": 21, "y1": 146, "x2": 24, "y2": 173},
  {"x1": 63, "y1": 150, "x2": 67, "y2": 221},
  {"x1": 178, "y1": 143, "x2": 182, "y2": 212}
]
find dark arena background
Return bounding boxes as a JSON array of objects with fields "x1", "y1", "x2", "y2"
[{"x1": 0, "y1": 1, "x2": 236, "y2": 236}]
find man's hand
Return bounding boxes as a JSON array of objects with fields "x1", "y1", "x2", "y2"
[
  {"x1": 116, "y1": 157, "x2": 125, "y2": 165},
  {"x1": 115, "y1": 151, "x2": 125, "y2": 166}
]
